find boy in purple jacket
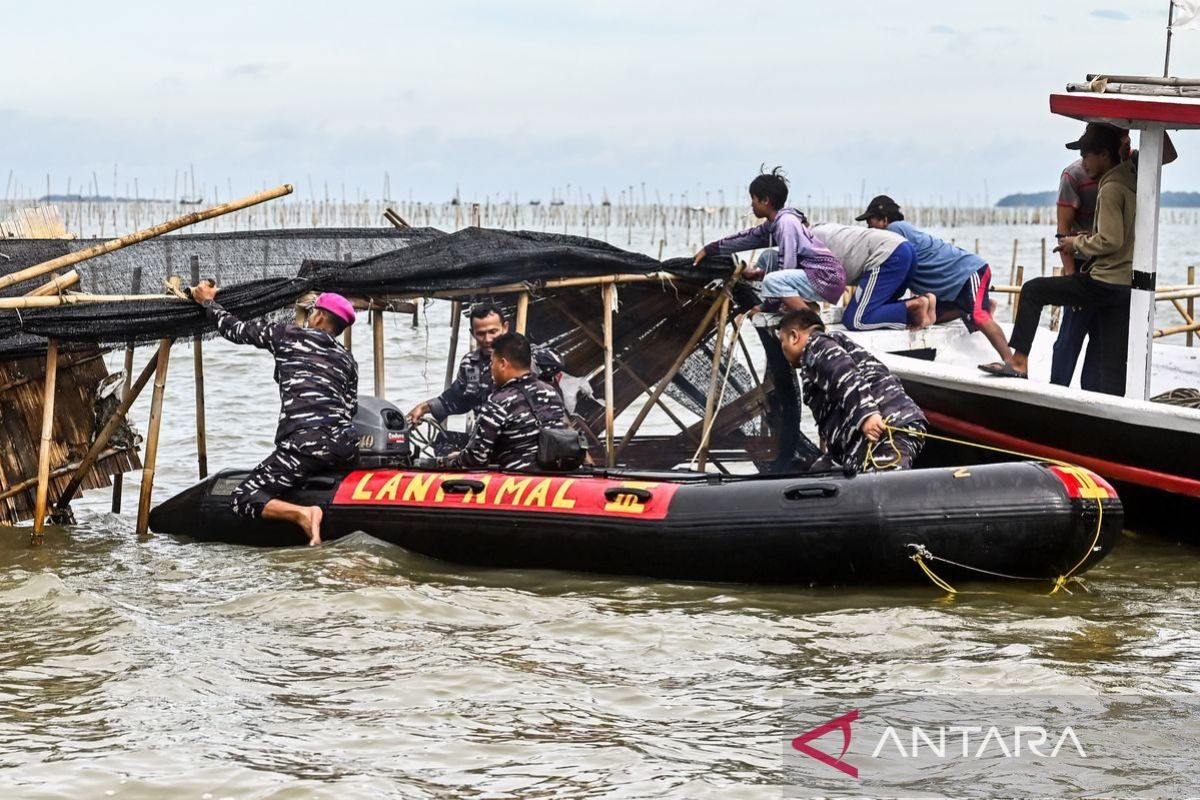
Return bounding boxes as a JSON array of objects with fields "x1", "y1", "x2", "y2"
[{"x1": 693, "y1": 167, "x2": 846, "y2": 312}]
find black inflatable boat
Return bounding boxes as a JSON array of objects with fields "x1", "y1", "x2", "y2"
[{"x1": 149, "y1": 460, "x2": 1122, "y2": 586}]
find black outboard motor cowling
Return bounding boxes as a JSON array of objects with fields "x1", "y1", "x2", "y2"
[{"x1": 354, "y1": 396, "x2": 413, "y2": 467}]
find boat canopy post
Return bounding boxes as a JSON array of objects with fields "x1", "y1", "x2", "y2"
[
  {"x1": 1127, "y1": 126, "x2": 1165, "y2": 399},
  {"x1": 444, "y1": 300, "x2": 462, "y2": 390}
]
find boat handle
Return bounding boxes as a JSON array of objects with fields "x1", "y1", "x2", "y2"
[
  {"x1": 302, "y1": 476, "x2": 339, "y2": 490},
  {"x1": 604, "y1": 487, "x2": 653, "y2": 502},
  {"x1": 442, "y1": 479, "x2": 487, "y2": 494},
  {"x1": 783, "y1": 484, "x2": 839, "y2": 500}
]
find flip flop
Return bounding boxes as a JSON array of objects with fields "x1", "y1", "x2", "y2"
[{"x1": 978, "y1": 362, "x2": 1028, "y2": 379}]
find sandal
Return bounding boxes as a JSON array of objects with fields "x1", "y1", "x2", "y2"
[{"x1": 978, "y1": 362, "x2": 1028, "y2": 379}]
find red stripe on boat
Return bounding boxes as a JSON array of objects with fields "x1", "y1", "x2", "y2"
[
  {"x1": 331, "y1": 470, "x2": 680, "y2": 520},
  {"x1": 923, "y1": 410, "x2": 1200, "y2": 498}
]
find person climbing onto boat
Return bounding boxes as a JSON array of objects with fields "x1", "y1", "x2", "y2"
[
  {"x1": 693, "y1": 166, "x2": 845, "y2": 313},
  {"x1": 858, "y1": 196, "x2": 1012, "y2": 363},
  {"x1": 778, "y1": 308, "x2": 927, "y2": 471},
  {"x1": 980, "y1": 123, "x2": 1136, "y2": 395},
  {"x1": 445, "y1": 332, "x2": 569, "y2": 472},
  {"x1": 1050, "y1": 124, "x2": 1177, "y2": 390},
  {"x1": 808, "y1": 221, "x2": 936, "y2": 330},
  {"x1": 190, "y1": 284, "x2": 358, "y2": 546},
  {"x1": 406, "y1": 302, "x2": 563, "y2": 424}
]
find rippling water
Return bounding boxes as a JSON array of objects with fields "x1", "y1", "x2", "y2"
[{"x1": 2, "y1": 223, "x2": 1199, "y2": 797}]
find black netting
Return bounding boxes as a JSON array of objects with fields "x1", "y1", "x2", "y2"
[{"x1": 0, "y1": 228, "x2": 740, "y2": 357}]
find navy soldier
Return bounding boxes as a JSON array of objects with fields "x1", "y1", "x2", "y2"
[
  {"x1": 407, "y1": 303, "x2": 563, "y2": 424},
  {"x1": 446, "y1": 332, "x2": 568, "y2": 472},
  {"x1": 190, "y1": 284, "x2": 359, "y2": 545},
  {"x1": 777, "y1": 308, "x2": 926, "y2": 472}
]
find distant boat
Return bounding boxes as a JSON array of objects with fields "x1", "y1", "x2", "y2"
[
  {"x1": 179, "y1": 197, "x2": 204, "y2": 205},
  {"x1": 528, "y1": 199, "x2": 542, "y2": 206},
  {"x1": 550, "y1": 199, "x2": 565, "y2": 206}
]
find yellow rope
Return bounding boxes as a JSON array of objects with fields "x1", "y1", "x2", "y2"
[{"x1": 880, "y1": 422, "x2": 1107, "y2": 597}]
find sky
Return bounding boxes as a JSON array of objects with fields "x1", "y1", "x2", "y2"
[{"x1": 3, "y1": 0, "x2": 1200, "y2": 207}]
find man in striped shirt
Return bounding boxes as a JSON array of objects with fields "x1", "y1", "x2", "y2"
[{"x1": 447, "y1": 332, "x2": 568, "y2": 472}]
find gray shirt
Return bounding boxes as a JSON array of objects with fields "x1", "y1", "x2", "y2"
[{"x1": 810, "y1": 223, "x2": 906, "y2": 286}]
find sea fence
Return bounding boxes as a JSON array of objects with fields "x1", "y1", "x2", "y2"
[{"x1": 5, "y1": 197, "x2": 1199, "y2": 247}]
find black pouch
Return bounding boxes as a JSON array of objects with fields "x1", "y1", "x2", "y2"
[{"x1": 517, "y1": 383, "x2": 588, "y2": 471}]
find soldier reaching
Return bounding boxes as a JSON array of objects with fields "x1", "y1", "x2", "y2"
[
  {"x1": 445, "y1": 333, "x2": 569, "y2": 472},
  {"x1": 407, "y1": 303, "x2": 563, "y2": 425},
  {"x1": 190, "y1": 284, "x2": 359, "y2": 545},
  {"x1": 777, "y1": 308, "x2": 927, "y2": 472}
]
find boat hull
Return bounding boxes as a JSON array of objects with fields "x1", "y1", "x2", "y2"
[{"x1": 149, "y1": 463, "x2": 1122, "y2": 586}]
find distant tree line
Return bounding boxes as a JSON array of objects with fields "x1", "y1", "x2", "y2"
[{"x1": 996, "y1": 190, "x2": 1200, "y2": 207}]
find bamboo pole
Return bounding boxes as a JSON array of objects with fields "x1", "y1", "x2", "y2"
[
  {"x1": 1013, "y1": 265, "x2": 1025, "y2": 318},
  {"x1": 601, "y1": 284, "x2": 616, "y2": 466},
  {"x1": 31, "y1": 340, "x2": 59, "y2": 544},
  {"x1": 190, "y1": 257, "x2": 208, "y2": 479},
  {"x1": 1189, "y1": 266, "x2": 1196, "y2": 348},
  {"x1": 616, "y1": 263, "x2": 746, "y2": 458},
  {"x1": 546, "y1": 297, "x2": 702, "y2": 446},
  {"x1": 1155, "y1": 321, "x2": 1200, "y2": 338},
  {"x1": 445, "y1": 300, "x2": 462, "y2": 390},
  {"x1": 56, "y1": 344, "x2": 162, "y2": 513},
  {"x1": 696, "y1": 295, "x2": 731, "y2": 470},
  {"x1": 0, "y1": 184, "x2": 293, "y2": 291},
  {"x1": 113, "y1": 266, "x2": 141, "y2": 514},
  {"x1": 0, "y1": 292, "x2": 189, "y2": 310},
  {"x1": 3, "y1": 448, "x2": 125, "y2": 505},
  {"x1": 372, "y1": 308, "x2": 386, "y2": 397},
  {"x1": 26, "y1": 270, "x2": 80, "y2": 297},
  {"x1": 1008, "y1": 239, "x2": 1018, "y2": 306},
  {"x1": 515, "y1": 292, "x2": 530, "y2": 334},
  {"x1": 136, "y1": 340, "x2": 172, "y2": 537}
]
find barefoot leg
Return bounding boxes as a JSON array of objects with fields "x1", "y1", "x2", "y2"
[{"x1": 263, "y1": 498, "x2": 324, "y2": 545}]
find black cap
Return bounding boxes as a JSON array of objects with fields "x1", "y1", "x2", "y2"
[
  {"x1": 854, "y1": 194, "x2": 901, "y2": 222},
  {"x1": 1065, "y1": 122, "x2": 1125, "y2": 153}
]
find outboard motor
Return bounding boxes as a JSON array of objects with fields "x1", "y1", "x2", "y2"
[{"x1": 354, "y1": 396, "x2": 413, "y2": 467}]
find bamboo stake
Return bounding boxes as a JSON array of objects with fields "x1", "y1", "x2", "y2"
[
  {"x1": 602, "y1": 284, "x2": 616, "y2": 466},
  {"x1": 0, "y1": 184, "x2": 293, "y2": 291},
  {"x1": 136, "y1": 340, "x2": 172, "y2": 537},
  {"x1": 31, "y1": 340, "x2": 59, "y2": 544},
  {"x1": 25, "y1": 270, "x2": 80, "y2": 297},
  {"x1": 372, "y1": 308, "x2": 386, "y2": 397},
  {"x1": 1189, "y1": 265, "x2": 1196, "y2": 348},
  {"x1": 1013, "y1": 265, "x2": 1024, "y2": 318},
  {"x1": 515, "y1": 292, "x2": 530, "y2": 334},
  {"x1": 616, "y1": 263, "x2": 746, "y2": 458},
  {"x1": 445, "y1": 301, "x2": 462, "y2": 390},
  {"x1": 190, "y1": 257, "x2": 208, "y2": 479},
  {"x1": 56, "y1": 344, "x2": 162, "y2": 513},
  {"x1": 113, "y1": 267, "x2": 141, "y2": 514},
  {"x1": 696, "y1": 295, "x2": 731, "y2": 470}
]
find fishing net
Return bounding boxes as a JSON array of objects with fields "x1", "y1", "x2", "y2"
[{"x1": 0, "y1": 228, "x2": 738, "y2": 357}]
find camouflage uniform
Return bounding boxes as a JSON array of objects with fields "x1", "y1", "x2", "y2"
[
  {"x1": 799, "y1": 331, "x2": 926, "y2": 472},
  {"x1": 448, "y1": 373, "x2": 567, "y2": 472},
  {"x1": 204, "y1": 301, "x2": 359, "y2": 517},
  {"x1": 429, "y1": 345, "x2": 563, "y2": 420}
]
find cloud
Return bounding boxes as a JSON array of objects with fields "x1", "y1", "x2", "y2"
[
  {"x1": 226, "y1": 63, "x2": 272, "y2": 79},
  {"x1": 930, "y1": 24, "x2": 955, "y2": 34},
  {"x1": 1089, "y1": 9, "x2": 1129, "y2": 21}
]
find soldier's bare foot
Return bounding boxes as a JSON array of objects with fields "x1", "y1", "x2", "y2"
[{"x1": 304, "y1": 506, "x2": 323, "y2": 546}]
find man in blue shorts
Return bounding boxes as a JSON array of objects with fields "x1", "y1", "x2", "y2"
[{"x1": 857, "y1": 195, "x2": 1012, "y2": 363}]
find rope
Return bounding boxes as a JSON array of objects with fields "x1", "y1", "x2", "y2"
[{"x1": 884, "y1": 423, "x2": 1107, "y2": 597}]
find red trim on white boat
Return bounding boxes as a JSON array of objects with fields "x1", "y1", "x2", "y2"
[
  {"x1": 1050, "y1": 93, "x2": 1200, "y2": 128},
  {"x1": 924, "y1": 410, "x2": 1200, "y2": 498}
]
